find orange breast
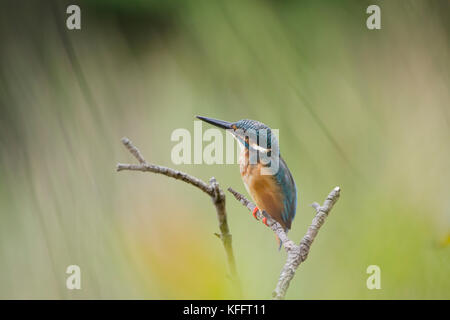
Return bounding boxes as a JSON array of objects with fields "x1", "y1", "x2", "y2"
[{"x1": 241, "y1": 161, "x2": 287, "y2": 229}]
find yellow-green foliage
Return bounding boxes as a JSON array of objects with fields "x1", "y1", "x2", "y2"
[{"x1": 0, "y1": 0, "x2": 448, "y2": 299}]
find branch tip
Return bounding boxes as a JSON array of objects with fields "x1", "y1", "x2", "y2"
[{"x1": 311, "y1": 202, "x2": 321, "y2": 212}]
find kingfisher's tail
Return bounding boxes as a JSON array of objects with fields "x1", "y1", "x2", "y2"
[
  {"x1": 276, "y1": 228, "x2": 289, "y2": 251},
  {"x1": 275, "y1": 234, "x2": 283, "y2": 251}
]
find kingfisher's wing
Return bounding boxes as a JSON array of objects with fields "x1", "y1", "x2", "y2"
[{"x1": 275, "y1": 156, "x2": 298, "y2": 230}]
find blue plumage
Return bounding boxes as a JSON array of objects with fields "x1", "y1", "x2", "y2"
[
  {"x1": 276, "y1": 157, "x2": 297, "y2": 230},
  {"x1": 196, "y1": 116, "x2": 299, "y2": 247}
]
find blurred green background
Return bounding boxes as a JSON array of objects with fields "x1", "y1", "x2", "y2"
[{"x1": 0, "y1": 0, "x2": 449, "y2": 299}]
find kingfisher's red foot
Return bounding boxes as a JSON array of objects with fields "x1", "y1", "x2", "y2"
[
  {"x1": 252, "y1": 207, "x2": 259, "y2": 220},
  {"x1": 262, "y1": 217, "x2": 269, "y2": 227}
]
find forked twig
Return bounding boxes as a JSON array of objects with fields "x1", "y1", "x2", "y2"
[
  {"x1": 117, "y1": 137, "x2": 240, "y2": 292},
  {"x1": 228, "y1": 186, "x2": 340, "y2": 299}
]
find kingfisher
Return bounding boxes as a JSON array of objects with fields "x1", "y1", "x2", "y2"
[{"x1": 197, "y1": 116, "x2": 298, "y2": 249}]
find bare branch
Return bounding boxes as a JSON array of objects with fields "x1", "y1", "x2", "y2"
[
  {"x1": 228, "y1": 186, "x2": 340, "y2": 300},
  {"x1": 116, "y1": 162, "x2": 214, "y2": 195},
  {"x1": 120, "y1": 137, "x2": 147, "y2": 165},
  {"x1": 117, "y1": 137, "x2": 240, "y2": 292}
]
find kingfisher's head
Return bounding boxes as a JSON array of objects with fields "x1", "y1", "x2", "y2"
[{"x1": 196, "y1": 116, "x2": 278, "y2": 154}]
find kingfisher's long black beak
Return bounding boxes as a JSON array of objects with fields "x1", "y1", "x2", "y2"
[{"x1": 196, "y1": 116, "x2": 233, "y2": 129}]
